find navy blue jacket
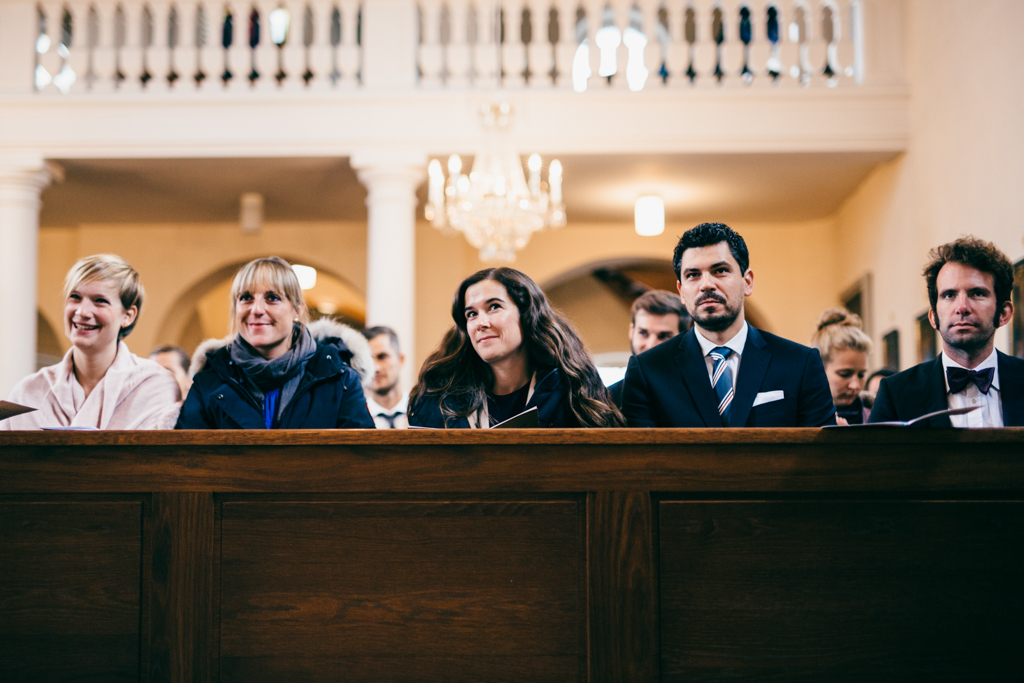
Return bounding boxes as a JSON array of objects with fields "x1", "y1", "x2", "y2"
[
  {"x1": 408, "y1": 367, "x2": 580, "y2": 428},
  {"x1": 622, "y1": 325, "x2": 837, "y2": 428},
  {"x1": 869, "y1": 352, "x2": 1024, "y2": 427},
  {"x1": 176, "y1": 335, "x2": 374, "y2": 430}
]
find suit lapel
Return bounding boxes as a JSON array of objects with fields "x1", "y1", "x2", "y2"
[
  {"x1": 998, "y1": 352, "x2": 1024, "y2": 427},
  {"x1": 729, "y1": 326, "x2": 769, "y2": 428},
  {"x1": 674, "y1": 331, "x2": 724, "y2": 427},
  {"x1": 925, "y1": 357, "x2": 953, "y2": 427}
]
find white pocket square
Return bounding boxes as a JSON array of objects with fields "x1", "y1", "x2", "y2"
[{"x1": 752, "y1": 390, "x2": 785, "y2": 407}]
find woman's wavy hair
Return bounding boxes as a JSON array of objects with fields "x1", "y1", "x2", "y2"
[{"x1": 411, "y1": 268, "x2": 625, "y2": 428}]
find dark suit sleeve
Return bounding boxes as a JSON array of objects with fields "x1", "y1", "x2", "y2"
[
  {"x1": 797, "y1": 348, "x2": 837, "y2": 427},
  {"x1": 867, "y1": 377, "x2": 897, "y2": 423},
  {"x1": 336, "y1": 370, "x2": 376, "y2": 428},
  {"x1": 621, "y1": 355, "x2": 659, "y2": 428}
]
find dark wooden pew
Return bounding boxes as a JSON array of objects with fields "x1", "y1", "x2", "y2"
[{"x1": 2, "y1": 429, "x2": 1022, "y2": 682}]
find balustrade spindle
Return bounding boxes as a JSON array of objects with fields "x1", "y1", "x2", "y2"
[
  {"x1": 715, "y1": 0, "x2": 741, "y2": 88},
  {"x1": 687, "y1": 0, "x2": 713, "y2": 87},
  {"x1": 747, "y1": 2, "x2": 773, "y2": 88},
  {"x1": 473, "y1": 1, "x2": 498, "y2": 85},
  {"x1": 636, "y1": 0, "x2": 661, "y2": 88},
  {"x1": 276, "y1": 1, "x2": 305, "y2": 90},
  {"x1": 604, "y1": 0, "x2": 627, "y2": 90},
  {"x1": 550, "y1": 0, "x2": 575, "y2": 89},
  {"x1": 526, "y1": 0, "x2": 552, "y2": 88},
  {"x1": 37, "y1": 3, "x2": 64, "y2": 91},
  {"x1": 500, "y1": 0, "x2": 525, "y2": 88},
  {"x1": 248, "y1": 0, "x2": 274, "y2": 90},
  {"x1": 832, "y1": 0, "x2": 856, "y2": 83},
  {"x1": 337, "y1": 0, "x2": 360, "y2": 86},
  {"x1": 86, "y1": 1, "x2": 114, "y2": 92},
  {"x1": 191, "y1": 2, "x2": 213, "y2": 88},
  {"x1": 775, "y1": 1, "x2": 799, "y2": 88},
  {"x1": 58, "y1": 5, "x2": 87, "y2": 93},
  {"x1": 805, "y1": 2, "x2": 827, "y2": 86},
  {"x1": 581, "y1": 0, "x2": 602, "y2": 90},
  {"x1": 305, "y1": 1, "x2": 331, "y2": 88},
  {"x1": 142, "y1": 0, "x2": 169, "y2": 89},
  {"x1": 114, "y1": 1, "x2": 143, "y2": 91},
  {"x1": 446, "y1": 0, "x2": 471, "y2": 86},
  {"x1": 419, "y1": 0, "x2": 444, "y2": 86},
  {"x1": 663, "y1": 2, "x2": 686, "y2": 86}
]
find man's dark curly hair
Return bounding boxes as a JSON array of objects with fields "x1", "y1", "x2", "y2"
[
  {"x1": 923, "y1": 236, "x2": 1014, "y2": 320},
  {"x1": 672, "y1": 222, "x2": 750, "y2": 280}
]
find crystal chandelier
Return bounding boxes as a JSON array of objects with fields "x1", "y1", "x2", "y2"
[{"x1": 425, "y1": 102, "x2": 566, "y2": 262}]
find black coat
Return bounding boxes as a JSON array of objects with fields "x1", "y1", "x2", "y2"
[
  {"x1": 622, "y1": 326, "x2": 837, "y2": 428},
  {"x1": 408, "y1": 367, "x2": 580, "y2": 429},
  {"x1": 176, "y1": 335, "x2": 374, "y2": 430},
  {"x1": 868, "y1": 352, "x2": 1024, "y2": 427}
]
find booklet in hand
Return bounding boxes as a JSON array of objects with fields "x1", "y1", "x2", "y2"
[
  {"x1": 825, "y1": 404, "x2": 981, "y2": 428},
  {"x1": 491, "y1": 406, "x2": 540, "y2": 429},
  {"x1": 0, "y1": 400, "x2": 36, "y2": 422}
]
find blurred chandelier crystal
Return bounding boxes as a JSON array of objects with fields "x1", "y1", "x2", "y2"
[{"x1": 425, "y1": 102, "x2": 566, "y2": 262}]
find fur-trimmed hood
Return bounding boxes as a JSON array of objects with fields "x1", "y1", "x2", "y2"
[{"x1": 189, "y1": 319, "x2": 373, "y2": 383}]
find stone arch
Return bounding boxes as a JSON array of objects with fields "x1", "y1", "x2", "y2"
[{"x1": 154, "y1": 255, "x2": 366, "y2": 354}]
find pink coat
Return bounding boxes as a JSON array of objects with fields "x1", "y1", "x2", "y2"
[{"x1": 2, "y1": 342, "x2": 181, "y2": 430}]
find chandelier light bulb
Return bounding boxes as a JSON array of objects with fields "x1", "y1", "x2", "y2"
[
  {"x1": 527, "y1": 154, "x2": 542, "y2": 173},
  {"x1": 634, "y1": 196, "x2": 665, "y2": 236},
  {"x1": 448, "y1": 154, "x2": 462, "y2": 176}
]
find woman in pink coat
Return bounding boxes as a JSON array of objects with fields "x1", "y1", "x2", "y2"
[{"x1": 3, "y1": 254, "x2": 180, "y2": 430}]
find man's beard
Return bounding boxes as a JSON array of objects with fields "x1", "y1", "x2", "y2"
[
  {"x1": 371, "y1": 378, "x2": 399, "y2": 397},
  {"x1": 938, "y1": 313, "x2": 997, "y2": 355},
  {"x1": 692, "y1": 293, "x2": 741, "y2": 333}
]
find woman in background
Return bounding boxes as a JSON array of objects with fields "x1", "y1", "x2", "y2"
[
  {"x1": 409, "y1": 267, "x2": 624, "y2": 429},
  {"x1": 3, "y1": 254, "x2": 179, "y2": 429},
  {"x1": 176, "y1": 256, "x2": 375, "y2": 429},
  {"x1": 811, "y1": 308, "x2": 873, "y2": 425}
]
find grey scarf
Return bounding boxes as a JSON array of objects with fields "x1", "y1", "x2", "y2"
[{"x1": 230, "y1": 324, "x2": 317, "y2": 415}]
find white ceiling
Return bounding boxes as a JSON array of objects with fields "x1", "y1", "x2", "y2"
[{"x1": 40, "y1": 151, "x2": 899, "y2": 228}]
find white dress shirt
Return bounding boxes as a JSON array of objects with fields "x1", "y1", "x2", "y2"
[
  {"x1": 694, "y1": 322, "x2": 749, "y2": 387},
  {"x1": 942, "y1": 350, "x2": 1003, "y2": 428},
  {"x1": 366, "y1": 392, "x2": 409, "y2": 429}
]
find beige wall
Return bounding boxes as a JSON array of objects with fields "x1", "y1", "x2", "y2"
[{"x1": 836, "y1": 0, "x2": 1024, "y2": 369}]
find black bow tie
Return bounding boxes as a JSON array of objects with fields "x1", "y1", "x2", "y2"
[{"x1": 946, "y1": 366, "x2": 995, "y2": 395}]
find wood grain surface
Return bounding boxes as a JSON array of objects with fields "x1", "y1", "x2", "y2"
[
  {"x1": 0, "y1": 499, "x2": 144, "y2": 682},
  {"x1": 217, "y1": 498, "x2": 585, "y2": 682},
  {"x1": 658, "y1": 499, "x2": 1024, "y2": 682},
  {"x1": 2, "y1": 431, "x2": 1023, "y2": 683}
]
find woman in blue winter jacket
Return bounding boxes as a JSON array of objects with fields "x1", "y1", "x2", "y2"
[{"x1": 175, "y1": 257, "x2": 375, "y2": 430}]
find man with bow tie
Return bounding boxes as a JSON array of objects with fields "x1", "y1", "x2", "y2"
[{"x1": 870, "y1": 236, "x2": 1023, "y2": 427}]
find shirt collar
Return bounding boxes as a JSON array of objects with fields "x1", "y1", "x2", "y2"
[
  {"x1": 366, "y1": 392, "x2": 409, "y2": 417},
  {"x1": 941, "y1": 348, "x2": 1000, "y2": 392},
  {"x1": 694, "y1": 321, "x2": 749, "y2": 358}
]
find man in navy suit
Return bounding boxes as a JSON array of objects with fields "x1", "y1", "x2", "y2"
[
  {"x1": 622, "y1": 223, "x2": 836, "y2": 428},
  {"x1": 870, "y1": 236, "x2": 1023, "y2": 427}
]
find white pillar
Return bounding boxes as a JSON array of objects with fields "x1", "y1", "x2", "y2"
[
  {"x1": 0, "y1": 156, "x2": 52, "y2": 398},
  {"x1": 351, "y1": 150, "x2": 426, "y2": 392}
]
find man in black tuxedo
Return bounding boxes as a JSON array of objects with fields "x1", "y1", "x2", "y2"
[
  {"x1": 870, "y1": 236, "x2": 1023, "y2": 427},
  {"x1": 607, "y1": 290, "x2": 689, "y2": 408},
  {"x1": 622, "y1": 223, "x2": 836, "y2": 428}
]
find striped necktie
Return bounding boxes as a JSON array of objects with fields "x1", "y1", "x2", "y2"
[{"x1": 709, "y1": 346, "x2": 735, "y2": 426}]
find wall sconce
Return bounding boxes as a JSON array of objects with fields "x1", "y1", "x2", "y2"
[{"x1": 634, "y1": 196, "x2": 664, "y2": 236}]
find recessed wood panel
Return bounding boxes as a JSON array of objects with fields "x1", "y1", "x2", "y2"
[
  {"x1": 0, "y1": 501, "x2": 143, "y2": 682},
  {"x1": 659, "y1": 500, "x2": 1024, "y2": 682},
  {"x1": 219, "y1": 500, "x2": 584, "y2": 682}
]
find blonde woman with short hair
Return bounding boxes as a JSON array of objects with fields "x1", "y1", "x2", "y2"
[
  {"x1": 811, "y1": 308, "x2": 873, "y2": 425},
  {"x1": 176, "y1": 256, "x2": 375, "y2": 429},
  {"x1": 3, "y1": 254, "x2": 180, "y2": 430}
]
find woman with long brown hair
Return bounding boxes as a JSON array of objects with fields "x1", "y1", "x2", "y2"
[{"x1": 408, "y1": 267, "x2": 624, "y2": 428}]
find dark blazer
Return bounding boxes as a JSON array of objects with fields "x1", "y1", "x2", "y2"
[
  {"x1": 868, "y1": 352, "x2": 1024, "y2": 427},
  {"x1": 622, "y1": 326, "x2": 837, "y2": 428},
  {"x1": 607, "y1": 379, "x2": 624, "y2": 409},
  {"x1": 409, "y1": 367, "x2": 579, "y2": 429}
]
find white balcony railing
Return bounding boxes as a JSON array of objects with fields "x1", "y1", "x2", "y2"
[{"x1": 26, "y1": 0, "x2": 862, "y2": 96}]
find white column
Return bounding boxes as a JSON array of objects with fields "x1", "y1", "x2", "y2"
[
  {"x1": 0, "y1": 156, "x2": 52, "y2": 398},
  {"x1": 351, "y1": 150, "x2": 426, "y2": 391}
]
